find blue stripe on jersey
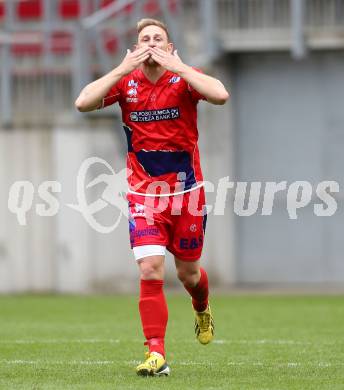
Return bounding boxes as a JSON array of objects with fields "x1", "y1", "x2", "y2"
[
  {"x1": 202, "y1": 212, "x2": 207, "y2": 234},
  {"x1": 135, "y1": 150, "x2": 197, "y2": 190},
  {"x1": 123, "y1": 125, "x2": 133, "y2": 152}
]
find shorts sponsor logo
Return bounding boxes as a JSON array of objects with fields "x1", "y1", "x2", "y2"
[
  {"x1": 131, "y1": 227, "x2": 159, "y2": 239},
  {"x1": 179, "y1": 235, "x2": 203, "y2": 250},
  {"x1": 129, "y1": 107, "x2": 180, "y2": 122},
  {"x1": 190, "y1": 223, "x2": 197, "y2": 232}
]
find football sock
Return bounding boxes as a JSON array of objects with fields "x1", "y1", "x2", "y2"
[
  {"x1": 184, "y1": 267, "x2": 209, "y2": 312},
  {"x1": 139, "y1": 279, "x2": 168, "y2": 358}
]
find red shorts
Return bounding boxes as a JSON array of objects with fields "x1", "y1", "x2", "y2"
[{"x1": 127, "y1": 187, "x2": 207, "y2": 261}]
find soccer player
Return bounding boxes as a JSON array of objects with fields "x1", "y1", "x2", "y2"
[{"x1": 75, "y1": 18, "x2": 229, "y2": 376}]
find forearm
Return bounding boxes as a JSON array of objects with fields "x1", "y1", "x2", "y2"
[
  {"x1": 178, "y1": 65, "x2": 229, "y2": 105},
  {"x1": 75, "y1": 66, "x2": 126, "y2": 112}
]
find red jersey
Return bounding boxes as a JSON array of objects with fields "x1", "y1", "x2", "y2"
[{"x1": 101, "y1": 68, "x2": 206, "y2": 195}]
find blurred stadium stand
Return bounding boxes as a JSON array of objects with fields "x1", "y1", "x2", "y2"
[
  {"x1": 0, "y1": 0, "x2": 182, "y2": 125},
  {"x1": 1, "y1": 0, "x2": 344, "y2": 293},
  {"x1": 1, "y1": 0, "x2": 344, "y2": 126}
]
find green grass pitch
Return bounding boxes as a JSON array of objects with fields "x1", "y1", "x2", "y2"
[{"x1": 1, "y1": 294, "x2": 344, "y2": 389}]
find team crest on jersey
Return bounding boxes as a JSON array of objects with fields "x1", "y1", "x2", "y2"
[
  {"x1": 169, "y1": 76, "x2": 181, "y2": 84},
  {"x1": 128, "y1": 88, "x2": 137, "y2": 96},
  {"x1": 126, "y1": 87, "x2": 138, "y2": 103}
]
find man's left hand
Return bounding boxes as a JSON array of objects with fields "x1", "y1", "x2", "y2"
[{"x1": 150, "y1": 48, "x2": 186, "y2": 74}]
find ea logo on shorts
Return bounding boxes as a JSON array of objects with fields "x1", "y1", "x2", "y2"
[{"x1": 190, "y1": 224, "x2": 197, "y2": 232}]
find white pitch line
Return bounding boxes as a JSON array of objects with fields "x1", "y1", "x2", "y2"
[
  {"x1": 0, "y1": 339, "x2": 120, "y2": 344},
  {"x1": 0, "y1": 338, "x2": 322, "y2": 347},
  {"x1": 212, "y1": 339, "x2": 312, "y2": 345},
  {"x1": 1, "y1": 338, "x2": 334, "y2": 347},
  {"x1": 1, "y1": 360, "x2": 116, "y2": 365},
  {"x1": 1, "y1": 360, "x2": 343, "y2": 368}
]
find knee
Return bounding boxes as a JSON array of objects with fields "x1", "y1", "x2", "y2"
[
  {"x1": 140, "y1": 262, "x2": 163, "y2": 280},
  {"x1": 177, "y1": 269, "x2": 200, "y2": 288}
]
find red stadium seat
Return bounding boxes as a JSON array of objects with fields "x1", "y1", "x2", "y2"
[
  {"x1": 168, "y1": 0, "x2": 179, "y2": 13},
  {"x1": 142, "y1": 0, "x2": 179, "y2": 15},
  {"x1": 143, "y1": 0, "x2": 160, "y2": 14},
  {"x1": 11, "y1": 31, "x2": 73, "y2": 56},
  {"x1": 51, "y1": 31, "x2": 73, "y2": 54},
  {"x1": 102, "y1": 29, "x2": 119, "y2": 54},
  {"x1": 7, "y1": 0, "x2": 179, "y2": 57},
  {"x1": 101, "y1": 0, "x2": 113, "y2": 6},
  {"x1": 59, "y1": 0, "x2": 80, "y2": 19},
  {"x1": 0, "y1": 2, "x2": 5, "y2": 20},
  {"x1": 17, "y1": 0, "x2": 43, "y2": 20},
  {"x1": 11, "y1": 41, "x2": 42, "y2": 56}
]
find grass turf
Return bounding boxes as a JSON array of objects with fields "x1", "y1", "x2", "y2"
[{"x1": 0, "y1": 294, "x2": 344, "y2": 390}]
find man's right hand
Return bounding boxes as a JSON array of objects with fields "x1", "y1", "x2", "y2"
[
  {"x1": 75, "y1": 47, "x2": 150, "y2": 112},
  {"x1": 118, "y1": 47, "x2": 151, "y2": 76}
]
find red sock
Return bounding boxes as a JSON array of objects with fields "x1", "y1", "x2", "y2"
[
  {"x1": 184, "y1": 267, "x2": 209, "y2": 312},
  {"x1": 139, "y1": 279, "x2": 168, "y2": 358}
]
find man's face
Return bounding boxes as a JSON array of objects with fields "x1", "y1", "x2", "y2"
[{"x1": 137, "y1": 25, "x2": 173, "y2": 66}]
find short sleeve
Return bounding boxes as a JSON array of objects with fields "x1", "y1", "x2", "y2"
[
  {"x1": 99, "y1": 80, "x2": 123, "y2": 109},
  {"x1": 187, "y1": 67, "x2": 207, "y2": 103}
]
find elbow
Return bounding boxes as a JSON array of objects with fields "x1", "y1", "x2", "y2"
[
  {"x1": 208, "y1": 90, "x2": 230, "y2": 105},
  {"x1": 216, "y1": 90, "x2": 230, "y2": 105},
  {"x1": 75, "y1": 97, "x2": 87, "y2": 112},
  {"x1": 74, "y1": 96, "x2": 97, "y2": 112}
]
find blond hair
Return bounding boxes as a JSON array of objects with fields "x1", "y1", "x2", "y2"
[{"x1": 137, "y1": 18, "x2": 170, "y2": 41}]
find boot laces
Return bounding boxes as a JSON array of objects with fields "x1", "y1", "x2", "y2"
[{"x1": 199, "y1": 312, "x2": 210, "y2": 332}]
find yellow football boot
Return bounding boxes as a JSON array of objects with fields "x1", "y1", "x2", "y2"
[
  {"x1": 136, "y1": 351, "x2": 170, "y2": 377},
  {"x1": 194, "y1": 304, "x2": 214, "y2": 345}
]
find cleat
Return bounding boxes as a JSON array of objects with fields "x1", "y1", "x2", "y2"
[
  {"x1": 136, "y1": 352, "x2": 170, "y2": 377},
  {"x1": 194, "y1": 304, "x2": 214, "y2": 345}
]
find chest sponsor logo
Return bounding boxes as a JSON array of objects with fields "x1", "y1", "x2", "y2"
[{"x1": 129, "y1": 107, "x2": 180, "y2": 122}]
